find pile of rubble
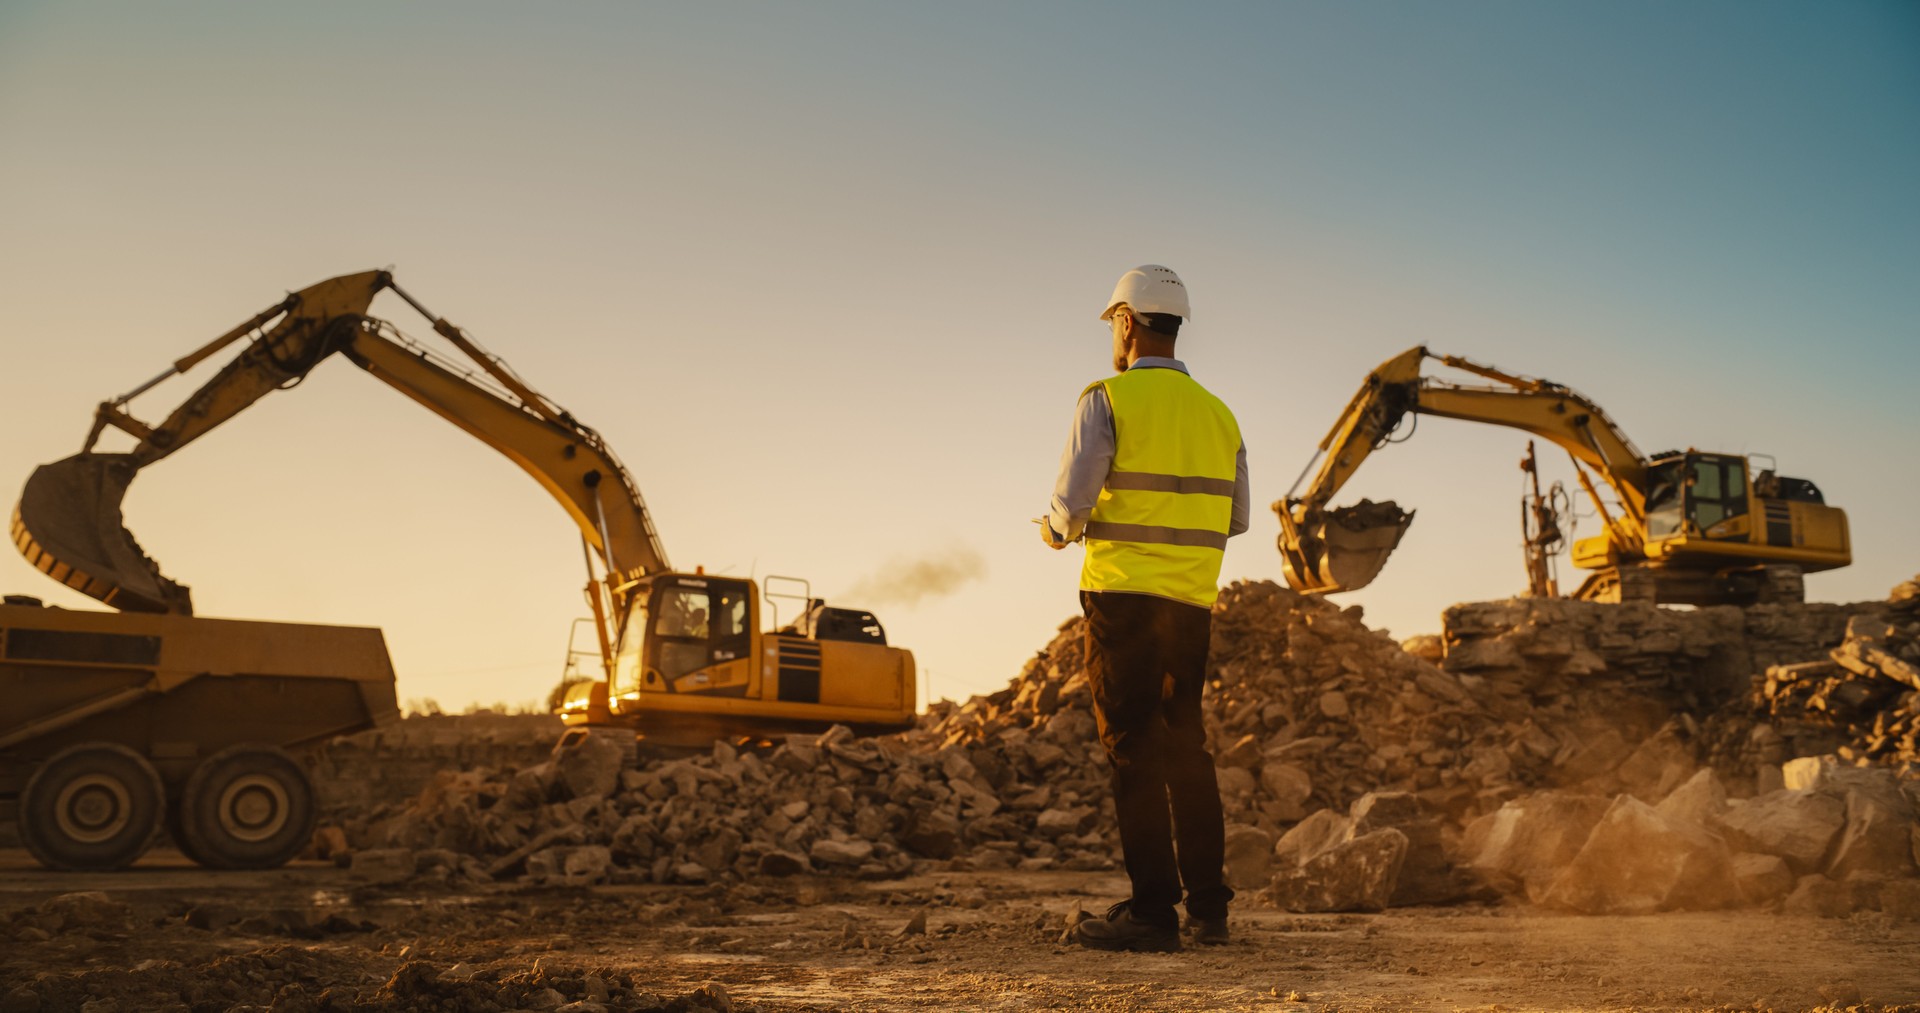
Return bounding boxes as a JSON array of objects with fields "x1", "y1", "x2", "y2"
[
  {"x1": 1759, "y1": 578, "x2": 1920, "y2": 772},
  {"x1": 323, "y1": 576, "x2": 1920, "y2": 921},
  {"x1": 1456, "y1": 754, "x2": 1920, "y2": 917},
  {"x1": 331, "y1": 582, "x2": 1514, "y2": 888}
]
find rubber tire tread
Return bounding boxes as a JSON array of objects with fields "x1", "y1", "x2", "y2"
[
  {"x1": 176, "y1": 745, "x2": 317, "y2": 870},
  {"x1": 19, "y1": 742, "x2": 165, "y2": 871}
]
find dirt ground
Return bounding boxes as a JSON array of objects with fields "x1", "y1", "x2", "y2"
[{"x1": 1, "y1": 848, "x2": 1915, "y2": 1013}]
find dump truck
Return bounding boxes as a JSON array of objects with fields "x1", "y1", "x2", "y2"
[
  {"x1": 14, "y1": 270, "x2": 916, "y2": 752},
  {"x1": 0, "y1": 594, "x2": 397, "y2": 871},
  {"x1": 1276, "y1": 346, "x2": 1851, "y2": 606}
]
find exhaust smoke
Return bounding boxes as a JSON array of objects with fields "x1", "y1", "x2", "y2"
[{"x1": 843, "y1": 546, "x2": 986, "y2": 608}]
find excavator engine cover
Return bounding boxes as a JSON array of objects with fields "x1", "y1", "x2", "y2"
[
  {"x1": 11, "y1": 453, "x2": 192, "y2": 615},
  {"x1": 1281, "y1": 499, "x2": 1415, "y2": 595}
]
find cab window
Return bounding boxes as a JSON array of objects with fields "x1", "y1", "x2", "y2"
[
  {"x1": 654, "y1": 589, "x2": 710, "y2": 638},
  {"x1": 653, "y1": 588, "x2": 710, "y2": 680},
  {"x1": 711, "y1": 586, "x2": 751, "y2": 662},
  {"x1": 1690, "y1": 461, "x2": 1726, "y2": 530},
  {"x1": 648, "y1": 581, "x2": 755, "y2": 681},
  {"x1": 1645, "y1": 460, "x2": 1684, "y2": 540},
  {"x1": 1686, "y1": 456, "x2": 1748, "y2": 537}
]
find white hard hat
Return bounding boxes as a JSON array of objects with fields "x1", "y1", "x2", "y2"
[{"x1": 1100, "y1": 264, "x2": 1191, "y2": 322}]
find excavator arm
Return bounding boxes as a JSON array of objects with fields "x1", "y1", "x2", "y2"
[
  {"x1": 12, "y1": 272, "x2": 668, "y2": 638},
  {"x1": 1277, "y1": 346, "x2": 1649, "y2": 594}
]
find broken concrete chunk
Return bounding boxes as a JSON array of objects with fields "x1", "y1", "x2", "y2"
[
  {"x1": 1719, "y1": 790, "x2": 1846, "y2": 875},
  {"x1": 552, "y1": 730, "x2": 626, "y2": 800},
  {"x1": 1540, "y1": 796, "x2": 1737, "y2": 915},
  {"x1": 1731, "y1": 852, "x2": 1795, "y2": 906},
  {"x1": 1035, "y1": 807, "x2": 1094, "y2": 837},
  {"x1": 1261, "y1": 828, "x2": 1408, "y2": 912},
  {"x1": 1350, "y1": 791, "x2": 1469, "y2": 907},
  {"x1": 1782, "y1": 756, "x2": 1914, "y2": 817},
  {"x1": 1654, "y1": 768, "x2": 1729, "y2": 830},
  {"x1": 809, "y1": 839, "x2": 875, "y2": 867},
  {"x1": 1273, "y1": 809, "x2": 1353, "y2": 869},
  {"x1": 1259, "y1": 762, "x2": 1313, "y2": 818},
  {"x1": 563, "y1": 845, "x2": 613, "y2": 884},
  {"x1": 757, "y1": 850, "x2": 809, "y2": 876},
  {"x1": 1216, "y1": 766, "x2": 1257, "y2": 799},
  {"x1": 1461, "y1": 792, "x2": 1611, "y2": 902},
  {"x1": 1781, "y1": 874, "x2": 1852, "y2": 918},
  {"x1": 1825, "y1": 790, "x2": 1920, "y2": 880},
  {"x1": 1223, "y1": 825, "x2": 1275, "y2": 891}
]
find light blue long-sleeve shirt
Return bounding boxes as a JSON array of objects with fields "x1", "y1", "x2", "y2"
[{"x1": 1048, "y1": 356, "x2": 1250, "y2": 542}]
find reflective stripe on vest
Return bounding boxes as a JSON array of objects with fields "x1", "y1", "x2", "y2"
[{"x1": 1080, "y1": 366, "x2": 1241, "y2": 608}]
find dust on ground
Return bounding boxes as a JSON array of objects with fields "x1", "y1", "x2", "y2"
[{"x1": 3, "y1": 848, "x2": 1914, "y2": 1013}]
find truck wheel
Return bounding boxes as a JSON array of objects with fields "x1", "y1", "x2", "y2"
[
  {"x1": 175, "y1": 746, "x2": 317, "y2": 870},
  {"x1": 19, "y1": 743, "x2": 165, "y2": 871}
]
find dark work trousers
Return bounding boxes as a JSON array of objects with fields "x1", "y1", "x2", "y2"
[{"x1": 1081, "y1": 589, "x2": 1233, "y2": 927}]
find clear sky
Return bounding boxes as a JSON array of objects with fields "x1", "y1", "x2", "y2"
[{"x1": 2, "y1": 1, "x2": 1915, "y2": 711}]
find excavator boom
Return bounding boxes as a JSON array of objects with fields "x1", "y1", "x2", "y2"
[
  {"x1": 13, "y1": 272, "x2": 668, "y2": 626},
  {"x1": 1276, "y1": 345, "x2": 1847, "y2": 605},
  {"x1": 1277, "y1": 346, "x2": 1648, "y2": 595}
]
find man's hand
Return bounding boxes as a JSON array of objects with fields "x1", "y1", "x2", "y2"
[{"x1": 1035, "y1": 517, "x2": 1067, "y2": 550}]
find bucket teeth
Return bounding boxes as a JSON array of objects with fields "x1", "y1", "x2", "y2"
[
  {"x1": 13, "y1": 453, "x2": 193, "y2": 614},
  {"x1": 1281, "y1": 500, "x2": 1415, "y2": 595}
]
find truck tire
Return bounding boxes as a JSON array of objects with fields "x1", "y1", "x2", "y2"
[
  {"x1": 19, "y1": 743, "x2": 165, "y2": 871},
  {"x1": 175, "y1": 745, "x2": 317, "y2": 870}
]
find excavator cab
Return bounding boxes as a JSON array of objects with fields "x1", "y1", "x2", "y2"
[
  {"x1": 1644, "y1": 452, "x2": 1754, "y2": 545},
  {"x1": 594, "y1": 573, "x2": 915, "y2": 745}
]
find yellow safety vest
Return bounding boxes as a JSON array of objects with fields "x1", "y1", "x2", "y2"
[{"x1": 1081, "y1": 366, "x2": 1241, "y2": 608}]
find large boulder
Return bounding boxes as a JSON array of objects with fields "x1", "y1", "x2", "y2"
[
  {"x1": 901, "y1": 809, "x2": 960, "y2": 858},
  {"x1": 1460, "y1": 791, "x2": 1611, "y2": 902},
  {"x1": 1783, "y1": 756, "x2": 1914, "y2": 816},
  {"x1": 1350, "y1": 791, "x2": 1474, "y2": 906},
  {"x1": 553, "y1": 731, "x2": 626, "y2": 800},
  {"x1": 1223, "y1": 825, "x2": 1275, "y2": 891},
  {"x1": 1719, "y1": 790, "x2": 1846, "y2": 874},
  {"x1": 1540, "y1": 796, "x2": 1738, "y2": 914},
  {"x1": 1259, "y1": 762, "x2": 1314, "y2": 821},
  {"x1": 1273, "y1": 809, "x2": 1354, "y2": 868},
  {"x1": 1826, "y1": 789, "x2": 1920, "y2": 880},
  {"x1": 1654, "y1": 768, "x2": 1729, "y2": 831},
  {"x1": 1261, "y1": 828, "x2": 1409, "y2": 913},
  {"x1": 1731, "y1": 853, "x2": 1795, "y2": 906},
  {"x1": 1781, "y1": 874, "x2": 1851, "y2": 918}
]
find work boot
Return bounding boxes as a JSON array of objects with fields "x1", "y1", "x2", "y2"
[
  {"x1": 1185, "y1": 914, "x2": 1229, "y2": 945},
  {"x1": 1073, "y1": 901, "x2": 1181, "y2": 953}
]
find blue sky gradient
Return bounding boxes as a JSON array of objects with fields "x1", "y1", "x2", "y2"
[{"x1": 2, "y1": 2, "x2": 1914, "y2": 708}]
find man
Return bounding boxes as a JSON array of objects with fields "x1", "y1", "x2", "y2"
[{"x1": 1041, "y1": 264, "x2": 1250, "y2": 952}]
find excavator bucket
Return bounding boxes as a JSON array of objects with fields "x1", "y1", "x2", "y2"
[
  {"x1": 11, "y1": 453, "x2": 193, "y2": 614},
  {"x1": 1278, "y1": 499, "x2": 1415, "y2": 595}
]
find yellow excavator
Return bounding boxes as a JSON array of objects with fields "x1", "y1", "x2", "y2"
[
  {"x1": 1276, "y1": 346, "x2": 1851, "y2": 606},
  {"x1": 13, "y1": 270, "x2": 916, "y2": 745}
]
